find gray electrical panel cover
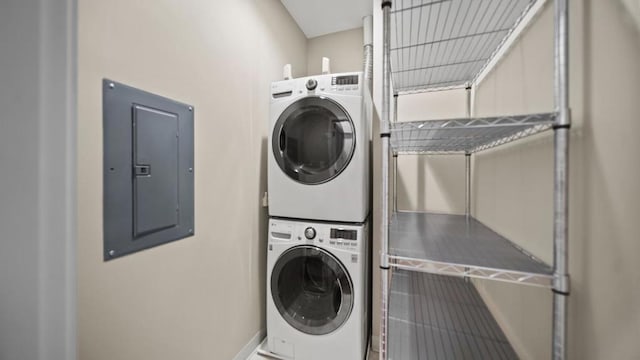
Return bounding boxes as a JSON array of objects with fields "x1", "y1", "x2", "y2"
[{"x1": 103, "y1": 79, "x2": 194, "y2": 261}]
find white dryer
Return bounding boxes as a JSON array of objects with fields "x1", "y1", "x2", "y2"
[
  {"x1": 266, "y1": 218, "x2": 369, "y2": 360},
  {"x1": 268, "y1": 72, "x2": 369, "y2": 223}
]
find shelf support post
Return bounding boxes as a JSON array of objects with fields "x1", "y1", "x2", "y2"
[
  {"x1": 392, "y1": 94, "x2": 398, "y2": 213},
  {"x1": 553, "y1": 0, "x2": 570, "y2": 359},
  {"x1": 465, "y1": 83, "x2": 473, "y2": 220},
  {"x1": 465, "y1": 152, "x2": 471, "y2": 218},
  {"x1": 465, "y1": 83, "x2": 472, "y2": 118},
  {"x1": 393, "y1": 93, "x2": 398, "y2": 123},
  {"x1": 464, "y1": 151, "x2": 472, "y2": 283},
  {"x1": 380, "y1": 1, "x2": 393, "y2": 360},
  {"x1": 393, "y1": 153, "x2": 398, "y2": 213}
]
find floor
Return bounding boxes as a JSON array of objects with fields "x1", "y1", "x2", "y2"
[{"x1": 246, "y1": 339, "x2": 378, "y2": 360}]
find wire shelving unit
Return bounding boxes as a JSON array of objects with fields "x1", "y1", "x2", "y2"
[{"x1": 378, "y1": 0, "x2": 571, "y2": 359}]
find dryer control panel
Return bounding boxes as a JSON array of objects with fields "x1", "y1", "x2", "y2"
[
  {"x1": 270, "y1": 72, "x2": 363, "y2": 99},
  {"x1": 269, "y1": 219, "x2": 363, "y2": 252},
  {"x1": 330, "y1": 74, "x2": 359, "y2": 92}
]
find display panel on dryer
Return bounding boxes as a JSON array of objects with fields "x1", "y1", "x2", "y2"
[{"x1": 332, "y1": 75, "x2": 359, "y2": 85}]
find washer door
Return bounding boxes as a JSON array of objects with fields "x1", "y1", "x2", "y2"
[
  {"x1": 272, "y1": 96, "x2": 355, "y2": 185},
  {"x1": 271, "y1": 245, "x2": 354, "y2": 335}
]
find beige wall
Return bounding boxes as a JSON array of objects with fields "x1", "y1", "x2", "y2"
[
  {"x1": 398, "y1": 89, "x2": 468, "y2": 121},
  {"x1": 621, "y1": 0, "x2": 640, "y2": 29},
  {"x1": 396, "y1": 155, "x2": 466, "y2": 213},
  {"x1": 473, "y1": 0, "x2": 640, "y2": 359},
  {"x1": 471, "y1": 5, "x2": 556, "y2": 358},
  {"x1": 77, "y1": 1, "x2": 306, "y2": 359},
  {"x1": 395, "y1": 90, "x2": 467, "y2": 213},
  {"x1": 307, "y1": 27, "x2": 364, "y2": 76}
]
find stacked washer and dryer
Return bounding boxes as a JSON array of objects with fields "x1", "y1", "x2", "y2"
[{"x1": 266, "y1": 72, "x2": 370, "y2": 360}]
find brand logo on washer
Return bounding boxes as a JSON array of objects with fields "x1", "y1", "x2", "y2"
[{"x1": 351, "y1": 254, "x2": 358, "y2": 263}]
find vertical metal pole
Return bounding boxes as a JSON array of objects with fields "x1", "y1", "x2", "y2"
[
  {"x1": 393, "y1": 154, "x2": 398, "y2": 212},
  {"x1": 465, "y1": 153, "x2": 471, "y2": 217},
  {"x1": 553, "y1": 0, "x2": 570, "y2": 359},
  {"x1": 463, "y1": 152, "x2": 471, "y2": 282},
  {"x1": 465, "y1": 85, "x2": 472, "y2": 219},
  {"x1": 380, "y1": 2, "x2": 392, "y2": 360},
  {"x1": 393, "y1": 93, "x2": 398, "y2": 123},
  {"x1": 363, "y1": 15, "x2": 374, "y2": 97},
  {"x1": 465, "y1": 83, "x2": 472, "y2": 118},
  {"x1": 393, "y1": 94, "x2": 398, "y2": 213}
]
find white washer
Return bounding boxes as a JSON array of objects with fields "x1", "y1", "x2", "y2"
[
  {"x1": 266, "y1": 218, "x2": 369, "y2": 360},
  {"x1": 268, "y1": 72, "x2": 370, "y2": 223}
]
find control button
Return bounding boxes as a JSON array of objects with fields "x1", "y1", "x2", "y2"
[
  {"x1": 330, "y1": 241, "x2": 336, "y2": 245},
  {"x1": 306, "y1": 79, "x2": 318, "y2": 91},
  {"x1": 304, "y1": 227, "x2": 316, "y2": 240},
  {"x1": 337, "y1": 241, "x2": 343, "y2": 246}
]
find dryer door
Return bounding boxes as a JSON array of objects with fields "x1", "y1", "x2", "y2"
[
  {"x1": 272, "y1": 96, "x2": 355, "y2": 185},
  {"x1": 271, "y1": 245, "x2": 354, "y2": 335}
]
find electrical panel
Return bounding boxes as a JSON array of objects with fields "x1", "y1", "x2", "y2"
[{"x1": 103, "y1": 79, "x2": 194, "y2": 261}]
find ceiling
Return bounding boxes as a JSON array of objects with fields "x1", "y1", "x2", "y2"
[{"x1": 281, "y1": 0, "x2": 372, "y2": 38}]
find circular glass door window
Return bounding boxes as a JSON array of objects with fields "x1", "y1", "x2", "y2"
[
  {"x1": 272, "y1": 96, "x2": 356, "y2": 185},
  {"x1": 271, "y1": 245, "x2": 353, "y2": 335}
]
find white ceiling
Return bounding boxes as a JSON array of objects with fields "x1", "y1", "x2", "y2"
[{"x1": 281, "y1": 0, "x2": 372, "y2": 38}]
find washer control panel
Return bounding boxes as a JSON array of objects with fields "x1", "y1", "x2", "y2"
[
  {"x1": 328, "y1": 227, "x2": 358, "y2": 248},
  {"x1": 330, "y1": 228, "x2": 357, "y2": 240}
]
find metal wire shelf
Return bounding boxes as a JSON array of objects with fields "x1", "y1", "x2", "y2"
[
  {"x1": 389, "y1": 212, "x2": 553, "y2": 287},
  {"x1": 379, "y1": 0, "x2": 571, "y2": 357},
  {"x1": 390, "y1": 112, "x2": 556, "y2": 154},
  {"x1": 390, "y1": 0, "x2": 538, "y2": 93},
  {"x1": 389, "y1": 270, "x2": 519, "y2": 359}
]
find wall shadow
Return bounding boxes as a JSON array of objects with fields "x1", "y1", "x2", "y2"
[{"x1": 396, "y1": 155, "x2": 466, "y2": 213}]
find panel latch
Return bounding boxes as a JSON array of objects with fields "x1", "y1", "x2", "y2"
[{"x1": 134, "y1": 165, "x2": 151, "y2": 177}]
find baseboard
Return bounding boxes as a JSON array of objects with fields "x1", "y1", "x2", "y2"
[{"x1": 232, "y1": 329, "x2": 266, "y2": 360}]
